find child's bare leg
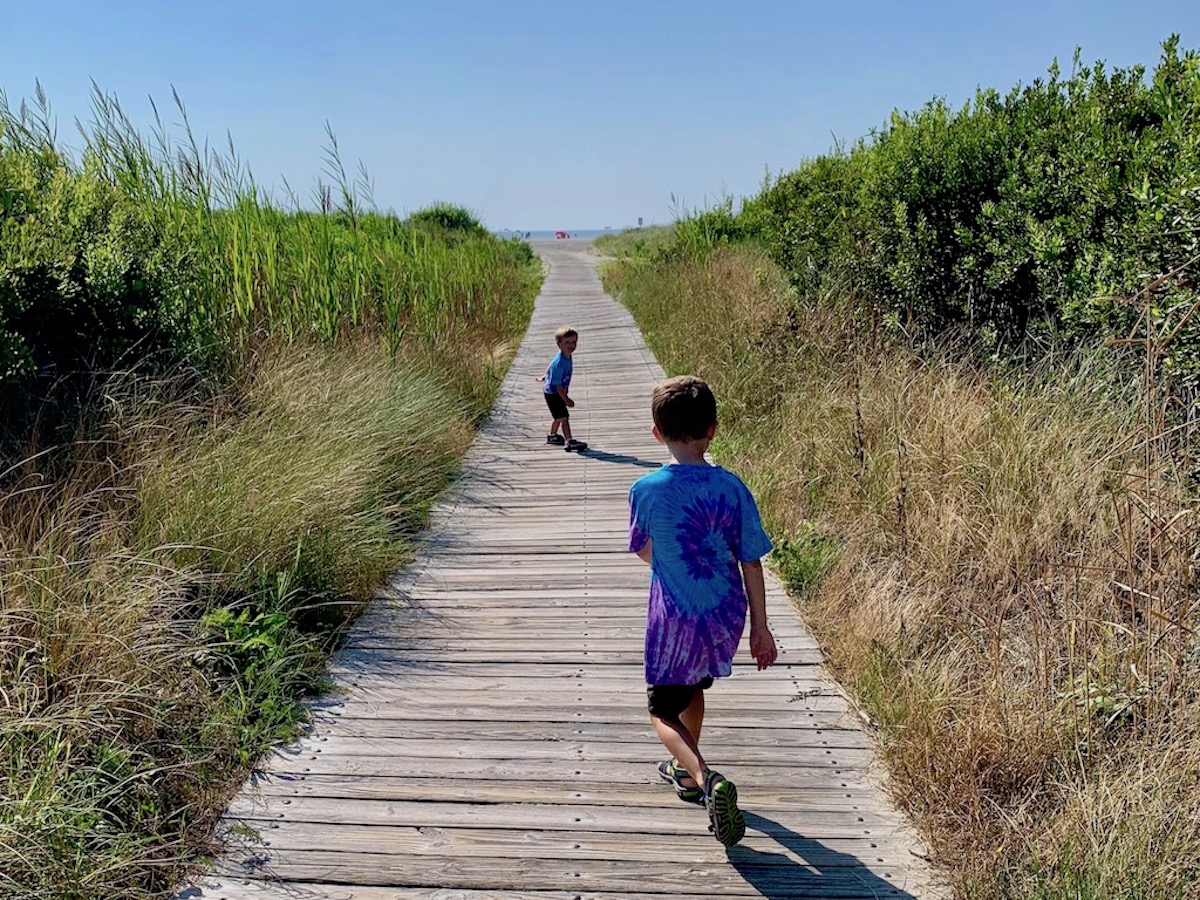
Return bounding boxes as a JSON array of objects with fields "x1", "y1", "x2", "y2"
[
  {"x1": 561, "y1": 418, "x2": 573, "y2": 441},
  {"x1": 652, "y1": 691, "x2": 707, "y2": 788},
  {"x1": 549, "y1": 419, "x2": 561, "y2": 436},
  {"x1": 681, "y1": 688, "x2": 705, "y2": 744}
]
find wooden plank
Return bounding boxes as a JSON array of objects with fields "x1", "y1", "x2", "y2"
[
  {"x1": 224, "y1": 797, "x2": 904, "y2": 835},
  {"x1": 339, "y1": 626, "x2": 816, "y2": 643},
  {"x1": 191, "y1": 882, "x2": 691, "y2": 900},
  {"x1": 333, "y1": 656, "x2": 804, "y2": 674},
  {"x1": 231, "y1": 773, "x2": 884, "y2": 810},
  {"x1": 193, "y1": 880, "x2": 918, "y2": 900},
  {"x1": 328, "y1": 658, "x2": 820, "y2": 674},
  {"x1": 315, "y1": 687, "x2": 847, "y2": 709},
  {"x1": 258, "y1": 754, "x2": 879, "y2": 784},
  {"x1": 326, "y1": 660, "x2": 832, "y2": 679},
  {"x1": 222, "y1": 820, "x2": 918, "y2": 867},
  {"x1": 309, "y1": 700, "x2": 859, "y2": 724},
  {"x1": 273, "y1": 736, "x2": 871, "y2": 768},
  {"x1": 343, "y1": 628, "x2": 819, "y2": 652},
  {"x1": 298, "y1": 718, "x2": 872, "y2": 745},
  {"x1": 189, "y1": 883, "x2": 580, "y2": 900},
  {"x1": 211, "y1": 851, "x2": 926, "y2": 898},
  {"x1": 323, "y1": 681, "x2": 834, "y2": 700}
]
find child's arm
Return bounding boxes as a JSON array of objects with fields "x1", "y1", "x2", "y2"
[
  {"x1": 635, "y1": 539, "x2": 653, "y2": 564},
  {"x1": 555, "y1": 385, "x2": 575, "y2": 408},
  {"x1": 742, "y1": 560, "x2": 777, "y2": 670}
]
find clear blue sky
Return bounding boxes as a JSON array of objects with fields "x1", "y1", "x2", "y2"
[{"x1": 4, "y1": 1, "x2": 1198, "y2": 230}]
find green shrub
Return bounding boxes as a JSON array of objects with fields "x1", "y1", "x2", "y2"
[
  {"x1": 0, "y1": 101, "x2": 191, "y2": 384},
  {"x1": 403, "y1": 202, "x2": 488, "y2": 238},
  {"x1": 696, "y1": 38, "x2": 1200, "y2": 365},
  {"x1": 770, "y1": 524, "x2": 839, "y2": 599}
]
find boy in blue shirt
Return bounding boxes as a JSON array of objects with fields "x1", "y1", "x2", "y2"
[
  {"x1": 628, "y1": 375, "x2": 778, "y2": 846},
  {"x1": 543, "y1": 326, "x2": 587, "y2": 451}
]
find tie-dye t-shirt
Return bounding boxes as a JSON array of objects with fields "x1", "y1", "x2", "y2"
[{"x1": 628, "y1": 463, "x2": 773, "y2": 686}]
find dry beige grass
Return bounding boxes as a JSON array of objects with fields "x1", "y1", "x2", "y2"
[
  {"x1": 0, "y1": 336, "x2": 502, "y2": 898},
  {"x1": 610, "y1": 245, "x2": 1200, "y2": 898}
]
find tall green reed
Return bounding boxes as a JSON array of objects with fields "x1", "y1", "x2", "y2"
[
  {"x1": 0, "y1": 84, "x2": 538, "y2": 396},
  {"x1": 0, "y1": 81, "x2": 540, "y2": 897}
]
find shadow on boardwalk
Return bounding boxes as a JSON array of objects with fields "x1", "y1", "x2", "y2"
[
  {"x1": 578, "y1": 446, "x2": 663, "y2": 468},
  {"x1": 728, "y1": 811, "x2": 922, "y2": 899}
]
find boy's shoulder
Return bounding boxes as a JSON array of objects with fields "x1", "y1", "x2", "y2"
[
  {"x1": 629, "y1": 464, "x2": 669, "y2": 495},
  {"x1": 630, "y1": 463, "x2": 747, "y2": 496}
]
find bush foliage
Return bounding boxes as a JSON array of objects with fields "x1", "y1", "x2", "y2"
[{"x1": 681, "y1": 38, "x2": 1200, "y2": 365}]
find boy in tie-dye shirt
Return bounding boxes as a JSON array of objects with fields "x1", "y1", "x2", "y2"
[{"x1": 627, "y1": 375, "x2": 778, "y2": 847}]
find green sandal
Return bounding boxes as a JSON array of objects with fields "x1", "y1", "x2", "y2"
[
  {"x1": 704, "y1": 770, "x2": 746, "y2": 846},
  {"x1": 657, "y1": 759, "x2": 703, "y2": 804}
]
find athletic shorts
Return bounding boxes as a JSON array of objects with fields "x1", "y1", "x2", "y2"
[
  {"x1": 544, "y1": 391, "x2": 569, "y2": 419},
  {"x1": 646, "y1": 677, "x2": 714, "y2": 720}
]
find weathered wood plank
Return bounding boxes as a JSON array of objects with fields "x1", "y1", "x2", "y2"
[
  {"x1": 311, "y1": 700, "x2": 858, "y2": 724},
  {"x1": 203, "y1": 883, "x2": 897, "y2": 900},
  {"x1": 196, "y1": 875, "x2": 919, "y2": 900},
  {"x1": 189, "y1": 884, "x2": 580, "y2": 900},
  {"x1": 223, "y1": 820, "x2": 918, "y2": 867},
  {"x1": 311, "y1": 675, "x2": 836, "y2": 700},
  {"x1": 233, "y1": 773, "x2": 885, "y2": 810},
  {"x1": 224, "y1": 797, "x2": 904, "y2": 835},
  {"x1": 258, "y1": 754, "x2": 883, "y2": 786},
  {"x1": 333, "y1": 643, "x2": 825, "y2": 667},
  {"x1": 314, "y1": 691, "x2": 848, "y2": 715},
  {"x1": 298, "y1": 718, "x2": 872, "y2": 745},
  {"x1": 211, "y1": 851, "x2": 926, "y2": 898},
  {"x1": 270, "y1": 736, "x2": 871, "y2": 768}
]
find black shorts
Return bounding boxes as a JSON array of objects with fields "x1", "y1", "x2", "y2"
[
  {"x1": 647, "y1": 677, "x2": 714, "y2": 720},
  {"x1": 544, "y1": 391, "x2": 569, "y2": 419}
]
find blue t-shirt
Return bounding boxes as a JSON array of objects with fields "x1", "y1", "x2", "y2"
[
  {"x1": 543, "y1": 351, "x2": 573, "y2": 394},
  {"x1": 628, "y1": 463, "x2": 772, "y2": 685}
]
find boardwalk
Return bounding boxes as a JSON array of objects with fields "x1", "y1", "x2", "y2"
[{"x1": 189, "y1": 240, "x2": 943, "y2": 899}]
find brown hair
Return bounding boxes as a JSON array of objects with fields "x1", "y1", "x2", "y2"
[
  {"x1": 651, "y1": 375, "x2": 717, "y2": 441},
  {"x1": 554, "y1": 326, "x2": 578, "y2": 344}
]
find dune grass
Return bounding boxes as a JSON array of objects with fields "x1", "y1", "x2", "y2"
[
  {"x1": 0, "y1": 86, "x2": 541, "y2": 897},
  {"x1": 604, "y1": 243, "x2": 1200, "y2": 899},
  {"x1": 593, "y1": 224, "x2": 675, "y2": 261},
  {"x1": 0, "y1": 338, "x2": 501, "y2": 897}
]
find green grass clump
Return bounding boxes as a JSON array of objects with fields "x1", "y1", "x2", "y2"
[
  {"x1": 770, "y1": 524, "x2": 838, "y2": 600},
  {"x1": 137, "y1": 343, "x2": 466, "y2": 603},
  {"x1": 593, "y1": 224, "x2": 675, "y2": 260}
]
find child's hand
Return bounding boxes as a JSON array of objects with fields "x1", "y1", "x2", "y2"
[
  {"x1": 566, "y1": 397, "x2": 575, "y2": 408},
  {"x1": 750, "y1": 624, "x2": 777, "y2": 671}
]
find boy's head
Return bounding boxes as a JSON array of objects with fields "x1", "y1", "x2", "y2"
[
  {"x1": 651, "y1": 375, "x2": 717, "y2": 442},
  {"x1": 555, "y1": 326, "x2": 578, "y2": 355}
]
